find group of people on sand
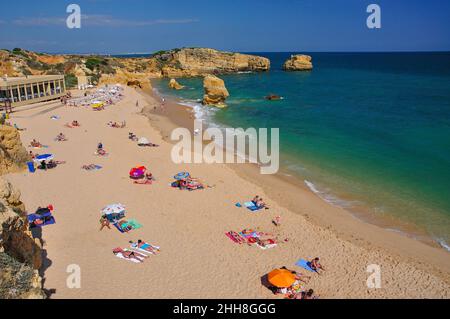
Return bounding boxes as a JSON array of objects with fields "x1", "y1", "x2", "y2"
[
  {"x1": 108, "y1": 121, "x2": 126, "y2": 128},
  {"x1": 29, "y1": 139, "x2": 44, "y2": 148},
  {"x1": 252, "y1": 195, "x2": 268, "y2": 209},
  {"x1": 272, "y1": 265, "x2": 324, "y2": 300}
]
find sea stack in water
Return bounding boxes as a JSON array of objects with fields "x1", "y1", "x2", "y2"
[
  {"x1": 202, "y1": 75, "x2": 229, "y2": 108},
  {"x1": 283, "y1": 54, "x2": 313, "y2": 71},
  {"x1": 168, "y1": 78, "x2": 184, "y2": 90}
]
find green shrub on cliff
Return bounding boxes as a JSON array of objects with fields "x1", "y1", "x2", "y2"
[{"x1": 64, "y1": 73, "x2": 78, "y2": 89}]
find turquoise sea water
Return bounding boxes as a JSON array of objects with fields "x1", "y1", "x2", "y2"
[{"x1": 152, "y1": 52, "x2": 450, "y2": 250}]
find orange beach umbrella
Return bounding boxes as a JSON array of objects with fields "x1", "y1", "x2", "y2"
[{"x1": 267, "y1": 269, "x2": 296, "y2": 288}]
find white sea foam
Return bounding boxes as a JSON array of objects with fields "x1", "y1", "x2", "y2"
[{"x1": 437, "y1": 238, "x2": 450, "y2": 252}]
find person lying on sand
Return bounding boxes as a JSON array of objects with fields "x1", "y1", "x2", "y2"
[
  {"x1": 280, "y1": 266, "x2": 311, "y2": 283},
  {"x1": 99, "y1": 214, "x2": 111, "y2": 231},
  {"x1": 256, "y1": 198, "x2": 269, "y2": 209},
  {"x1": 117, "y1": 220, "x2": 133, "y2": 232},
  {"x1": 131, "y1": 240, "x2": 160, "y2": 253},
  {"x1": 310, "y1": 257, "x2": 325, "y2": 274},
  {"x1": 134, "y1": 172, "x2": 154, "y2": 185},
  {"x1": 299, "y1": 289, "x2": 319, "y2": 300},
  {"x1": 72, "y1": 120, "x2": 80, "y2": 127},
  {"x1": 113, "y1": 248, "x2": 148, "y2": 263},
  {"x1": 55, "y1": 133, "x2": 67, "y2": 142},
  {"x1": 30, "y1": 139, "x2": 43, "y2": 148}
]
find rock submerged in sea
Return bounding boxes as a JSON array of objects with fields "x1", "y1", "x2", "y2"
[
  {"x1": 202, "y1": 75, "x2": 229, "y2": 108},
  {"x1": 168, "y1": 78, "x2": 184, "y2": 90},
  {"x1": 283, "y1": 54, "x2": 313, "y2": 71}
]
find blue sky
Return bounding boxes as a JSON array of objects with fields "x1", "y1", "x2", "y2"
[{"x1": 0, "y1": 0, "x2": 449, "y2": 54}]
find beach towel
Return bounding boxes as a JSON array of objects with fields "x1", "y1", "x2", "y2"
[
  {"x1": 225, "y1": 231, "x2": 246, "y2": 244},
  {"x1": 130, "y1": 243, "x2": 159, "y2": 255},
  {"x1": 114, "y1": 250, "x2": 145, "y2": 263},
  {"x1": 256, "y1": 243, "x2": 277, "y2": 250},
  {"x1": 114, "y1": 219, "x2": 142, "y2": 233},
  {"x1": 127, "y1": 219, "x2": 142, "y2": 230},
  {"x1": 27, "y1": 213, "x2": 55, "y2": 228},
  {"x1": 295, "y1": 259, "x2": 315, "y2": 272},
  {"x1": 244, "y1": 202, "x2": 263, "y2": 212},
  {"x1": 82, "y1": 164, "x2": 102, "y2": 171}
]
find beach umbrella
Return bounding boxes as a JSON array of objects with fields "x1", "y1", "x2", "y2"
[
  {"x1": 102, "y1": 203, "x2": 126, "y2": 216},
  {"x1": 267, "y1": 269, "x2": 296, "y2": 288},
  {"x1": 34, "y1": 154, "x2": 54, "y2": 163},
  {"x1": 129, "y1": 166, "x2": 146, "y2": 179},
  {"x1": 137, "y1": 137, "x2": 150, "y2": 145},
  {"x1": 174, "y1": 172, "x2": 190, "y2": 180}
]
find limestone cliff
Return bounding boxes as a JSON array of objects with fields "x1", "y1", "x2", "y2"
[
  {"x1": 0, "y1": 126, "x2": 45, "y2": 299},
  {"x1": 0, "y1": 125, "x2": 30, "y2": 175},
  {"x1": 0, "y1": 178, "x2": 45, "y2": 299},
  {"x1": 283, "y1": 54, "x2": 313, "y2": 71},
  {"x1": 155, "y1": 48, "x2": 270, "y2": 77},
  {"x1": 202, "y1": 75, "x2": 229, "y2": 108}
]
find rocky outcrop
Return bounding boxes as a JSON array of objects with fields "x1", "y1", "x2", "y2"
[
  {"x1": 0, "y1": 178, "x2": 45, "y2": 299},
  {"x1": 202, "y1": 75, "x2": 229, "y2": 108},
  {"x1": 154, "y1": 48, "x2": 270, "y2": 77},
  {"x1": 283, "y1": 54, "x2": 313, "y2": 71},
  {"x1": 0, "y1": 125, "x2": 30, "y2": 175},
  {"x1": 168, "y1": 78, "x2": 184, "y2": 90},
  {"x1": 100, "y1": 70, "x2": 153, "y2": 90}
]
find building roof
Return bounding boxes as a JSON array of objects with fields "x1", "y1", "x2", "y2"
[{"x1": 0, "y1": 75, "x2": 64, "y2": 88}]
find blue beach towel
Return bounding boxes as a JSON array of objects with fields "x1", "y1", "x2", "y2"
[
  {"x1": 295, "y1": 259, "x2": 315, "y2": 272},
  {"x1": 244, "y1": 202, "x2": 263, "y2": 212}
]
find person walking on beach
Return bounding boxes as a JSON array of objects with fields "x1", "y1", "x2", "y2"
[{"x1": 100, "y1": 215, "x2": 111, "y2": 231}]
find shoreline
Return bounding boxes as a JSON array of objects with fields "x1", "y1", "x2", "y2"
[{"x1": 142, "y1": 85, "x2": 450, "y2": 277}]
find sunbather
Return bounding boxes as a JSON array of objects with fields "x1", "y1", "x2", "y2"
[
  {"x1": 310, "y1": 257, "x2": 325, "y2": 274},
  {"x1": 131, "y1": 240, "x2": 160, "y2": 253},
  {"x1": 30, "y1": 139, "x2": 43, "y2": 148},
  {"x1": 117, "y1": 220, "x2": 133, "y2": 232},
  {"x1": 134, "y1": 172, "x2": 154, "y2": 185},
  {"x1": 113, "y1": 248, "x2": 147, "y2": 263},
  {"x1": 72, "y1": 120, "x2": 80, "y2": 127},
  {"x1": 298, "y1": 289, "x2": 319, "y2": 300},
  {"x1": 55, "y1": 133, "x2": 67, "y2": 142}
]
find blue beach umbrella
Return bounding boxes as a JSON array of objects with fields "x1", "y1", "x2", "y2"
[
  {"x1": 34, "y1": 154, "x2": 54, "y2": 163},
  {"x1": 174, "y1": 172, "x2": 190, "y2": 180}
]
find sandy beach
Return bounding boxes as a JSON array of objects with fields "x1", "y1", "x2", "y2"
[{"x1": 5, "y1": 86, "x2": 450, "y2": 299}]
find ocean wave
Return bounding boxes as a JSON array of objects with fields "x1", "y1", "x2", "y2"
[
  {"x1": 436, "y1": 238, "x2": 450, "y2": 252},
  {"x1": 304, "y1": 180, "x2": 357, "y2": 209}
]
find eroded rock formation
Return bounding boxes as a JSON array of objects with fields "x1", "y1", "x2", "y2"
[
  {"x1": 0, "y1": 125, "x2": 30, "y2": 175},
  {"x1": 283, "y1": 54, "x2": 313, "y2": 71},
  {"x1": 168, "y1": 78, "x2": 184, "y2": 90},
  {"x1": 202, "y1": 75, "x2": 230, "y2": 108}
]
